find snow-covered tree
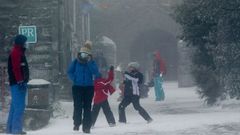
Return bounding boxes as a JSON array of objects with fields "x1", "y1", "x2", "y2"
[{"x1": 174, "y1": 0, "x2": 240, "y2": 105}]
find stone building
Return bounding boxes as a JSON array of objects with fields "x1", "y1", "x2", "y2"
[{"x1": 0, "y1": 0, "x2": 83, "y2": 100}]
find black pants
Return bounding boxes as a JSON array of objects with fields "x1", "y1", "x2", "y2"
[
  {"x1": 91, "y1": 100, "x2": 116, "y2": 127},
  {"x1": 72, "y1": 86, "x2": 94, "y2": 131},
  {"x1": 119, "y1": 95, "x2": 152, "y2": 123}
]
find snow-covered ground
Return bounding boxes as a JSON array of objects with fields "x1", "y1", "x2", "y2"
[{"x1": 1, "y1": 82, "x2": 240, "y2": 135}]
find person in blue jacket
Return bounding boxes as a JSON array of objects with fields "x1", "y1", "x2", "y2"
[{"x1": 67, "y1": 41, "x2": 100, "y2": 134}]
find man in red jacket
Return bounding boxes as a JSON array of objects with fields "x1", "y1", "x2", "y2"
[
  {"x1": 7, "y1": 35, "x2": 29, "y2": 135},
  {"x1": 91, "y1": 66, "x2": 116, "y2": 128}
]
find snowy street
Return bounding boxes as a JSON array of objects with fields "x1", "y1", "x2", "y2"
[
  {"x1": 2, "y1": 82, "x2": 239, "y2": 135},
  {"x1": 1, "y1": 1, "x2": 240, "y2": 135}
]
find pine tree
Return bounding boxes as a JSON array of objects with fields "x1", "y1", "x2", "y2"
[{"x1": 174, "y1": 0, "x2": 240, "y2": 105}]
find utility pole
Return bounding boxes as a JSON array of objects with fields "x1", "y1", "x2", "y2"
[
  {"x1": 81, "y1": 11, "x2": 91, "y2": 42},
  {"x1": 71, "y1": 0, "x2": 78, "y2": 60},
  {"x1": 87, "y1": 13, "x2": 90, "y2": 41},
  {"x1": 57, "y1": 0, "x2": 63, "y2": 74},
  {"x1": 81, "y1": 0, "x2": 93, "y2": 43}
]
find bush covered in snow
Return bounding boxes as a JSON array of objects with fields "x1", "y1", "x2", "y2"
[{"x1": 174, "y1": 0, "x2": 240, "y2": 105}]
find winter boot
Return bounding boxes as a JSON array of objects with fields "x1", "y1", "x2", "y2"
[
  {"x1": 14, "y1": 131, "x2": 27, "y2": 135},
  {"x1": 109, "y1": 123, "x2": 116, "y2": 127},
  {"x1": 83, "y1": 129, "x2": 90, "y2": 134},
  {"x1": 73, "y1": 126, "x2": 79, "y2": 131},
  {"x1": 147, "y1": 118, "x2": 153, "y2": 124}
]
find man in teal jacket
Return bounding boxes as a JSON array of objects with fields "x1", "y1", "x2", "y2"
[{"x1": 67, "y1": 41, "x2": 100, "y2": 134}]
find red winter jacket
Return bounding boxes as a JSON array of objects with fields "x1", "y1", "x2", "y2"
[
  {"x1": 93, "y1": 70, "x2": 115, "y2": 104},
  {"x1": 8, "y1": 45, "x2": 29, "y2": 85},
  {"x1": 153, "y1": 51, "x2": 166, "y2": 75}
]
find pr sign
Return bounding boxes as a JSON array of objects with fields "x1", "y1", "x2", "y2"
[{"x1": 19, "y1": 25, "x2": 37, "y2": 43}]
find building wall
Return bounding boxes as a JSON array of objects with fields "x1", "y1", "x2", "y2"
[
  {"x1": 0, "y1": 0, "x2": 21, "y2": 62},
  {"x1": 0, "y1": 0, "x2": 82, "y2": 100},
  {"x1": 57, "y1": 0, "x2": 83, "y2": 100},
  {"x1": 0, "y1": 0, "x2": 59, "y2": 79}
]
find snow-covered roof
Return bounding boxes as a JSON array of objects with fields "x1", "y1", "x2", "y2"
[
  {"x1": 100, "y1": 36, "x2": 116, "y2": 48},
  {"x1": 28, "y1": 79, "x2": 51, "y2": 85}
]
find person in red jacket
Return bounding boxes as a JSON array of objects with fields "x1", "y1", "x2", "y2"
[
  {"x1": 152, "y1": 51, "x2": 166, "y2": 101},
  {"x1": 7, "y1": 35, "x2": 29, "y2": 135},
  {"x1": 91, "y1": 66, "x2": 116, "y2": 128}
]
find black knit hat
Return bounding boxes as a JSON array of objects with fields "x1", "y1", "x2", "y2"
[{"x1": 14, "y1": 35, "x2": 27, "y2": 46}]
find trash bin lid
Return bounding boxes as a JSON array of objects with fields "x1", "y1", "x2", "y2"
[{"x1": 28, "y1": 79, "x2": 51, "y2": 87}]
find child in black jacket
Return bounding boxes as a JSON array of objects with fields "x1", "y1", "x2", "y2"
[{"x1": 118, "y1": 62, "x2": 153, "y2": 123}]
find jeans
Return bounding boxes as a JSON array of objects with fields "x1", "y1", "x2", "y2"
[{"x1": 6, "y1": 84, "x2": 27, "y2": 134}]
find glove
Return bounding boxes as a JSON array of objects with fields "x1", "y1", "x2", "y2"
[
  {"x1": 110, "y1": 65, "x2": 114, "y2": 71},
  {"x1": 160, "y1": 73, "x2": 163, "y2": 77},
  {"x1": 87, "y1": 55, "x2": 93, "y2": 62},
  {"x1": 17, "y1": 81, "x2": 26, "y2": 91}
]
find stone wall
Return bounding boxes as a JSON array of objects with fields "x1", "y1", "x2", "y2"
[
  {"x1": 0, "y1": 0, "x2": 82, "y2": 100},
  {"x1": 0, "y1": 0, "x2": 59, "y2": 80},
  {"x1": 23, "y1": 0, "x2": 59, "y2": 82},
  {"x1": 0, "y1": 0, "x2": 20, "y2": 62}
]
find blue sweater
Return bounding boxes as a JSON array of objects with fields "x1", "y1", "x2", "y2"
[{"x1": 67, "y1": 59, "x2": 100, "y2": 86}]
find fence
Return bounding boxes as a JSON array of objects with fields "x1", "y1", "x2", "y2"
[{"x1": 0, "y1": 63, "x2": 9, "y2": 127}]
